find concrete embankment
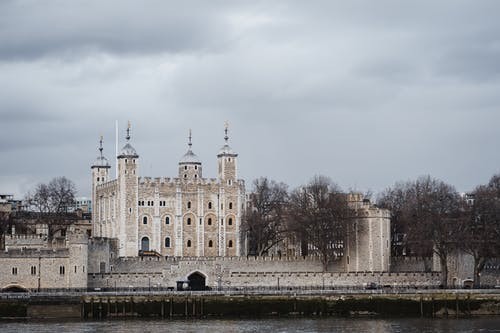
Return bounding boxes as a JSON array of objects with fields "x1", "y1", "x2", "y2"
[{"x1": 1, "y1": 291, "x2": 499, "y2": 319}]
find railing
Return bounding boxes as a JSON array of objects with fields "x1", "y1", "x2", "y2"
[{"x1": 2, "y1": 285, "x2": 500, "y2": 298}]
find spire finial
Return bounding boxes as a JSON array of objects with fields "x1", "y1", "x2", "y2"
[
  {"x1": 126, "y1": 121, "x2": 131, "y2": 141},
  {"x1": 99, "y1": 135, "x2": 104, "y2": 157},
  {"x1": 188, "y1": 129, "x2": 192, "y2": 150},
  {"x1": 224, "y1": 121, "x2": 229, "y2": 144}
]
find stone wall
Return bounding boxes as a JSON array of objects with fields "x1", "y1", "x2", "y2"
[
  {"x1": 0, "y1": 233, "x2": 89, "y2": 290},
  {"x1": 88, "y1": 237, "x2": 119, "y2": 274},
  {"x1": 0, "y1": 248, "x2": 86, "y2": 290},
  {"x1": 4, "y1": 234, "x2": 48, "y2": 250},
  {"x1": 88, "y1": 255, "x2": 442, "y2": 289}
]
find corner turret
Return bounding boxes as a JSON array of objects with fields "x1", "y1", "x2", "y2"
[
  {"x1": 217, "y1": 122, "x2": 238, "y2": 185},
  {"x1": 91, "y1": 136, "x2": 111, "y2": 237}
]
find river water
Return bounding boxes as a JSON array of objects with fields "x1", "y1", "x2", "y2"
[{"x1": 1, "y1": 318, "x2": 500, "y2": 333}]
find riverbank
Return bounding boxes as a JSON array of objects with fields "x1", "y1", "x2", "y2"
[{"x1": 1, "y1": 290, "x2": 499, "y2": 320}]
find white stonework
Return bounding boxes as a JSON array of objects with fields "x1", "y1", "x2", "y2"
[{"x1": 91, "y1": 125, "x2": 246, "y2": 258}]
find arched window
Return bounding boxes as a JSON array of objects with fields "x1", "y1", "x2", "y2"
[
  {"x1": 187, "y1": 201, "x2": 191, "y2": 209},
  {"x1": 184, "y1": 165, "x2": 187, "y2": 170},
  {"x1": 165, "y1": 237, "x2": 171, "y2": 248},
  {"x1": 187, "y1": 240, "x2": 192, "y2": 247},
  {"x1": 229, "y1": 202, "x2": 233, "y2": 209},
  {"x1": 208, "y1": 240, "x2": 213, "y2": 247},
  {"x1": 208, "y1": 202, "x2": 212, "y2": 209},
  {"x1": 165, "y1": 216, "x2": 170, "y2": 225},
  {"x1": 143, "y1": 216, "x2": 148, "y2": 224},
  {"x1": 194, "y1": 165, "x2": 198, "y2": 170},
  {"x1": 207, "y1": 218, "x2": 212, "y2": 226},
  {"x1": 228, "y1": 240, "x2": 233, "y2": 248},
  {"x1": 187, "y1": 217, "x2": 191, "y2": 225},
  {"x1": 141, "y1": 237, "x2": 149, "y2": 251},
  {"x1": 228, "y1": 218, "x2": 233, "y2": 226}
]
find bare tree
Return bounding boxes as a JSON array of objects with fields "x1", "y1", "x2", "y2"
[
  {"x1": 289, "y1": 175, "x2": 353, "y2": 271},
  {"x1": 461, "y1": 174, "x2": 500, "y2": 287},
  {"x1": 243, "y1": 177, "x2": 288, "y2": 256},
  {"x1": 378, "y1": 182, "x2": 433, "y2": 259},
  {"x1": 25, "y1": 176, "x2": 77, "y2": 238},
  {"x1": 379, "y1": 176, "x2": 462, "y2": 287}
]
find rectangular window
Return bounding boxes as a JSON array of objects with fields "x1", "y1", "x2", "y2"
[
  {"x1": 59, "y1": 266, "x2": 65, "y2": 275},
  {"x1": 31, "y1": 266, "x2": 36, "y2": 275},
  {"x1": 12, "y1": 267, "x2": 18, "y2": 275}
]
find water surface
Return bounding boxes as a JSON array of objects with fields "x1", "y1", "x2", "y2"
[{"x1": 1, "y1": 317, "x2": 500, "y2": 332}]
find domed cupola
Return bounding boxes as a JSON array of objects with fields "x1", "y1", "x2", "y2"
[
  {"x1": 179, "y1": 130, "x2": 202, "y2": 180},
  {"x1": 91, "y1": 136, "x2": 111, "y2": 169},
  {"x1": 118, "y1": 122, "x2": 139, "y2": 159},
  {"x1": 217, "y1": 122, "x2": 238, "y2": 158}
]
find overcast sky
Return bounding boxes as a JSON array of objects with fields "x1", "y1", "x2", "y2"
[{"x1": 1, "y1": 1, "x2": 500, "y2": 198}]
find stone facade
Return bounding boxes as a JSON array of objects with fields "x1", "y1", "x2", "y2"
[
  {"x1": 91, "y1": 125, "x2": 245, "y2": 258},
  {"x1": 343, "y1": 194, "x2": 391, "y2": 272},
  {"x1": 87, "y1": 255, "x2": 443, "y2": 290},
  {"x1": 0, "y1": 231, "x2": 88, "y2": 291}
]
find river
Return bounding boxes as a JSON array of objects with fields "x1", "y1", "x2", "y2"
[{"x1": 1, "y1": 318, "x2": 500, "y2": 333}]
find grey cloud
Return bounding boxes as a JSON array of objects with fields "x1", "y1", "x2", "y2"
[
  {"x1": 1, "y1": 0, "x2": 500, "y2": 198},
  {"x1": 0, "y1": 1, "x2": 237, "y2": 60}
]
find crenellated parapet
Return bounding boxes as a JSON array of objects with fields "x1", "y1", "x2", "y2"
[{"x1": 96, "y1": 179, "x2": 118, "y2": 191}]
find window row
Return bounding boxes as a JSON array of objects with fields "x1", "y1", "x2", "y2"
[
  {"x1": 141, "y1": 216, "x2": 234, "y2": 226},
  {"x1": 11, "y1": 265, "x2": 83, "y2": 275},
  {"x1": 140, "y1": 236, "x2": 233, "y2": 250},
  {"x1": 136, "y1": 200, "x2": 234, "y2": 210}
]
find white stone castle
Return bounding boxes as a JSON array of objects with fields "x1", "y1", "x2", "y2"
[{"x1": 91, "y1": 123, "x2": 245, "y2": 258}]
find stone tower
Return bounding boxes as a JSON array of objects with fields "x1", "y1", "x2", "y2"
[
  {"x1": 343, "y1": 194, "x2": 391, "y2": 272},
  {"x1": 117, "y1": 123, "x2": 139, "y2": 257},
  {"x1": 217, "y1": 122, "x2": 238, "y2": 184},
  {"x1": 91, "y1": 136, "x2": 110, "y2": 237},
  {"x1": 216, "y1": 123, "x2": 241, "y2": 256},
  {"x1": 178, "y1": 130, "x2": 202, "y2": 180}
]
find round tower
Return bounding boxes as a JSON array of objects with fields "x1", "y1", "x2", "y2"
[
  {"x1": 178, "y1": 129, "x2": 202, "y2": 181},
  {"x1": 217, "y1": 122, "x2": 238, "y2": 185},
  {"x1": 117, "y1": 122, "x2": 139, "y2": 257},
  {"x1": 91, "y1": 136, "x2": 111, "y2": 237}
]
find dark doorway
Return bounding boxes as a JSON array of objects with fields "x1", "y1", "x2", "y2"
[
  {"x1": 188, "y1": 272, "x2": 206, "y2": 290},
  {"x1": 141, "y1": 237, "x2": 149, "y2": 251}
]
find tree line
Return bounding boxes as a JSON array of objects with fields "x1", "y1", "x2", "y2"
[
  {"x1": 0, "y1": 176, "x2": 77, "y2": 240},
  {"x1": 244, "y1": 174, "x2": 500, "y2": 287}
]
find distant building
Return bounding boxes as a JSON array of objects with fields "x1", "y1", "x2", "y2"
[
  {"x1": 71, "y1": 197, "x2": 92, "y2": 214},
  {"x1": 0, "y1": 194, "x2": 23, "y2": 213}
]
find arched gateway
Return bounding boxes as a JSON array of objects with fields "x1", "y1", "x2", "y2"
[
  {"x1": 2, "y1": 284, "x2": 29, "y2": 292},
  {"x1": 188, "y1": 271, "x2": 206, "y2": 290}
]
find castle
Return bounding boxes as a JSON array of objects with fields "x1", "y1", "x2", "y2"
[
  {"x1": 1, "y1": 124, "x2": 498, "y2": 292},
  {"x1": 91, "y1": 123, "x2": 245, "y2": 258}
]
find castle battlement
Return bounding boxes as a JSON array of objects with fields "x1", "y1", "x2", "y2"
[
  {"x1": 96, "y1": 179, "x2": 117, "y2": 191},
  {"x1": 137, "y1": 177, "x2": 224, "y2": 187},
  {"x1": 6, "y1": 234, "x2": 46, "y2": 240},
  {"x1": 1, "y1": 247, "x2": 70, "y2": 257}
]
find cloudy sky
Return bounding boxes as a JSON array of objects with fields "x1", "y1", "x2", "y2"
[{"x1": 1, "y1": 1, "x2": 500, "y2": 198}]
